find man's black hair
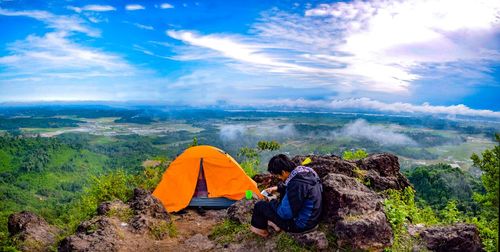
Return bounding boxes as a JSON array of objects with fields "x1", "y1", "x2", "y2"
[{"x1": 268, "y1": 154, "x2": 296, "y2": 175}]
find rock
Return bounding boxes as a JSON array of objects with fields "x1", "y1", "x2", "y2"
[
  {"x1": 184, "y1": 233, "x2": 215, "y2": 251},
  {"x1": 292, "y1": 153, "x2": 410, "y2": 192},
  {"x1": 97, "y1": 200, "x2": 130, "y2": 216},
  {"x1": 58, "y1": 216, "x2": 122, "y2": 252},
  {"x1": 321, "y1": 173, "x2": 383, "y2": 221},
  {"x1": 356, "y1": 153, "x2": 411, "y2": 191},
  {"x1": 291, "y1": 230, "x2": 329, "y2": 250},
  {"x1": 129, "y1": 188, "x2": 169, "y2": 220},
  {"x1": 419, "y1": 223, "x2": 483, "y2": 252},
  {"x1": 128, "y1": 188, "x2": 170, "y2": 234},
  {"x1": 252, "y1": 173, "x2": 280, "y2": 190},
  {"x1": 320, "y1": 173, "x2": 393, "y2": 250},
  {"x1": 333, "y1": 211, "x2": 393, "y2": 250},
  {"x1": 227, "y1": 198, "x2": 259, "y2": 224},
  {"x1": 292, "y1": 155, "x2": 356, "y2": 178},
  {"x1": 8, "y1": 211, "x2": 60, "y2": 252}
]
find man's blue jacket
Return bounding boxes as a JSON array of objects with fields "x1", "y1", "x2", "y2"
[{"x1": 273, "y1": 167, "x2": 323, "y2": 230}]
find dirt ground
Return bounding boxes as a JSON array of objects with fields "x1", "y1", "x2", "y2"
[{"x1": 119, "y1": 209, "x2": 227, "y2": 252}]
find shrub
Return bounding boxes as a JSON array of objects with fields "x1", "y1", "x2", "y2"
[{"x1": 342, "y1": 149, "x2": 368, "y2": 160}]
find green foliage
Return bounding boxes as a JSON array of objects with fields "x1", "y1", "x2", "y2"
[
  {"x1": 134, "y1": 159, "x2": 169, "y2": 191},
  {"x1": 238, "y1": 141, "x2": 281, "y2": 177},
  {"x1": 470, "y1": 134, "x2": 499, "y2": 252},
  {"x1": 209, "y1": 219, "x2": 248, "y2": 244},
  {"x1": 342, "y1": 149, "x2": 368, "y2": 160},
  {"x1": 150, "y1": 220, "x2": 176, "y2": 240},
  {"x1": 106, "y1": 207, "x2": 134, "y2": 222},
  {"x1": 404, "y1": 163, "x2": 482, "y2": 212},
  {"x1": 257, "y1": 141, "x2": 281, "y2": 151},
  {"x1": 61, "y1": 169, "x2": 134, "y2": 232},
  {"x1": 189, "y1": 137, "x2": 198, "y2": 147},
  {"x1": 240, "y1": 160, "x2": 259, "y2": 178},
  {"x1": 383, "y1": 187, "x2": 439, "y2": 250},
  {"x1": 439, "y1": 200, "x2": 462, "y2": 224}
]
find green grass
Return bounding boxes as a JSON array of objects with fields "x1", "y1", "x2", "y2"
[{"x1": 209, "y1": 219, "x2": 249, "y2": 244}]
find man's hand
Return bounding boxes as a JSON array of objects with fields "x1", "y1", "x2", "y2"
[{"x1": 265, "y1": 186, "x2": 278, "y2": 193}]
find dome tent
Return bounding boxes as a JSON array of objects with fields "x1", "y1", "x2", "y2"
[{"x1": 153, "y1": 145, "x2": 262, "y2": 212}]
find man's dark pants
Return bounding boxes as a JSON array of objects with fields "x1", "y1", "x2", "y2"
[{"x1": 251, "y1": 200, "x2": 302, "y2": 233}]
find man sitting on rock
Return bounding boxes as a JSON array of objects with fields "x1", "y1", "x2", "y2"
[{"x1": 250, "y1": 154, "x2": 323, "y2": 237}]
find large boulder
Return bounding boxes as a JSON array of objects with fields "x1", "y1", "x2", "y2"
[
  {"x1": 321, "y1": 173, "x2": 383, "y2": 221},
  {"x1": 8, "y1": 211, "x2": 60, "y2": 252},
  {"x1": 419, "y1": 223, "x2": 483, "y2": 252},
  {"x1": 321, "y1": 173, "x2": 392, "y2": 250}
]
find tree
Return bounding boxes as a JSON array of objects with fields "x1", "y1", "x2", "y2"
[{"x1": 470, "y1": 133, "x2": 499, "y2": 251}]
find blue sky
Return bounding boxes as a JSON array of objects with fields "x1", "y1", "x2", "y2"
[{"x1": 0, "y1": 0, "x2": 499, "y2": 118}]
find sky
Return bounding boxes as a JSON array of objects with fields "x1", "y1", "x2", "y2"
[{"x1": 0, "y1": 0, "x2": 499, "y2": 118}]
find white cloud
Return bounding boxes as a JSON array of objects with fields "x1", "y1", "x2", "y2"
[
  {"x1": 160, "y1": 3, "x2": 174, "y2": 9},
  {"x1": 125, "y1": 4, "x2": 145, "y2": 11},
  {"x1": 220, "y1": 123, "x2": 296, "y2": 141},
  {"x1": 167, "y1": 0, "x2": 500, "y2": 94},
  {"x1": 67, "y1": 5, "x2": 116, "y2": 13},
  {"x1": 0, "y1": 7, "x2": 99, "y2": 36},
  {"x1": 230, "y1": 97, "x2": 500, "y2": 119},
  {"x1": 124, "y1": 21, "x2": 154, "y2": 30},
  {"x1": 167, "y1": 30, "x2": 319, "y2": 73},
  {"x1": 335, "y1": 119, "x2": 417, "y2": 146},
  {"x1": 0, "y1": 31, "x2": 135, "y2": 79}
]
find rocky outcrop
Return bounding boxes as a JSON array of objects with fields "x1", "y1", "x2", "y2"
[
  {"x1": 356, "y1": 153, "x2": 411, "y2": 191},
  {"x1": 128, "y1": 188, "x2": 170, "y2": 233},
  {"x1": 292, "y1": 153, "x2": 410, "y2": 191},
  {"x1": 419, "y1": 224, "x2": 483, "y2": 252},
  {"x1": 292, "y1": 154, "x2": 356, "y2": 178},
  {"x1": 8, "y1": 211, "x2": 60, "y2": 252},
  {"x1": 59, "y1": 188, "x2": 171, "y2": 251},
  {"x1": 321, "y1": 173, "x2": 392, "y2": 250}
]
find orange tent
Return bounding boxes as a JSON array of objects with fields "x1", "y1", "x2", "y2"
[{"x1": 153, "y1": 145, "x2": 262, "y2": 212}]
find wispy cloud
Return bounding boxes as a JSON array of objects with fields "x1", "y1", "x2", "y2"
[
  {"x1": 219, "y1": 123, "x2": 296, "y2": 142},
  {"x1": 0, "y1": 32, "x2": 136, "y2": 79},
  {"x1": 0, "y1": 7, "x2": 99, "y2": 36},
  {"x1": 166, "y1": 0, "x2": 500, "y2": 94},
  {"x1": 67, "y1": 5, "x2": 116, "y2": 13},
  {"x1": 167, "y1": 30, "x2": 318, "y2": 73},
  {"x1": 0, "y1": 8, "x2": 137, "y2": 81},
  {"x1": 124, "y1": 21, "x2": 154, "y2": 30},
  {"x1": 334, "y1": 119, "x2": 417, "y2": 146},
  {"x1": 230, "y1": 97, "x2": 500, "y2": 119},
  {"x1": 125, "y1": 4, "x2": 145, "y2": 11},
  {"x1": 160, "y1": 3, "x2": 174, "y2": 9}
]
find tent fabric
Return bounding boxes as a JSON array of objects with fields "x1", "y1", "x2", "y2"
[{"x1": 153, "y1": 145, "x2": 262, "y2": 212}]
